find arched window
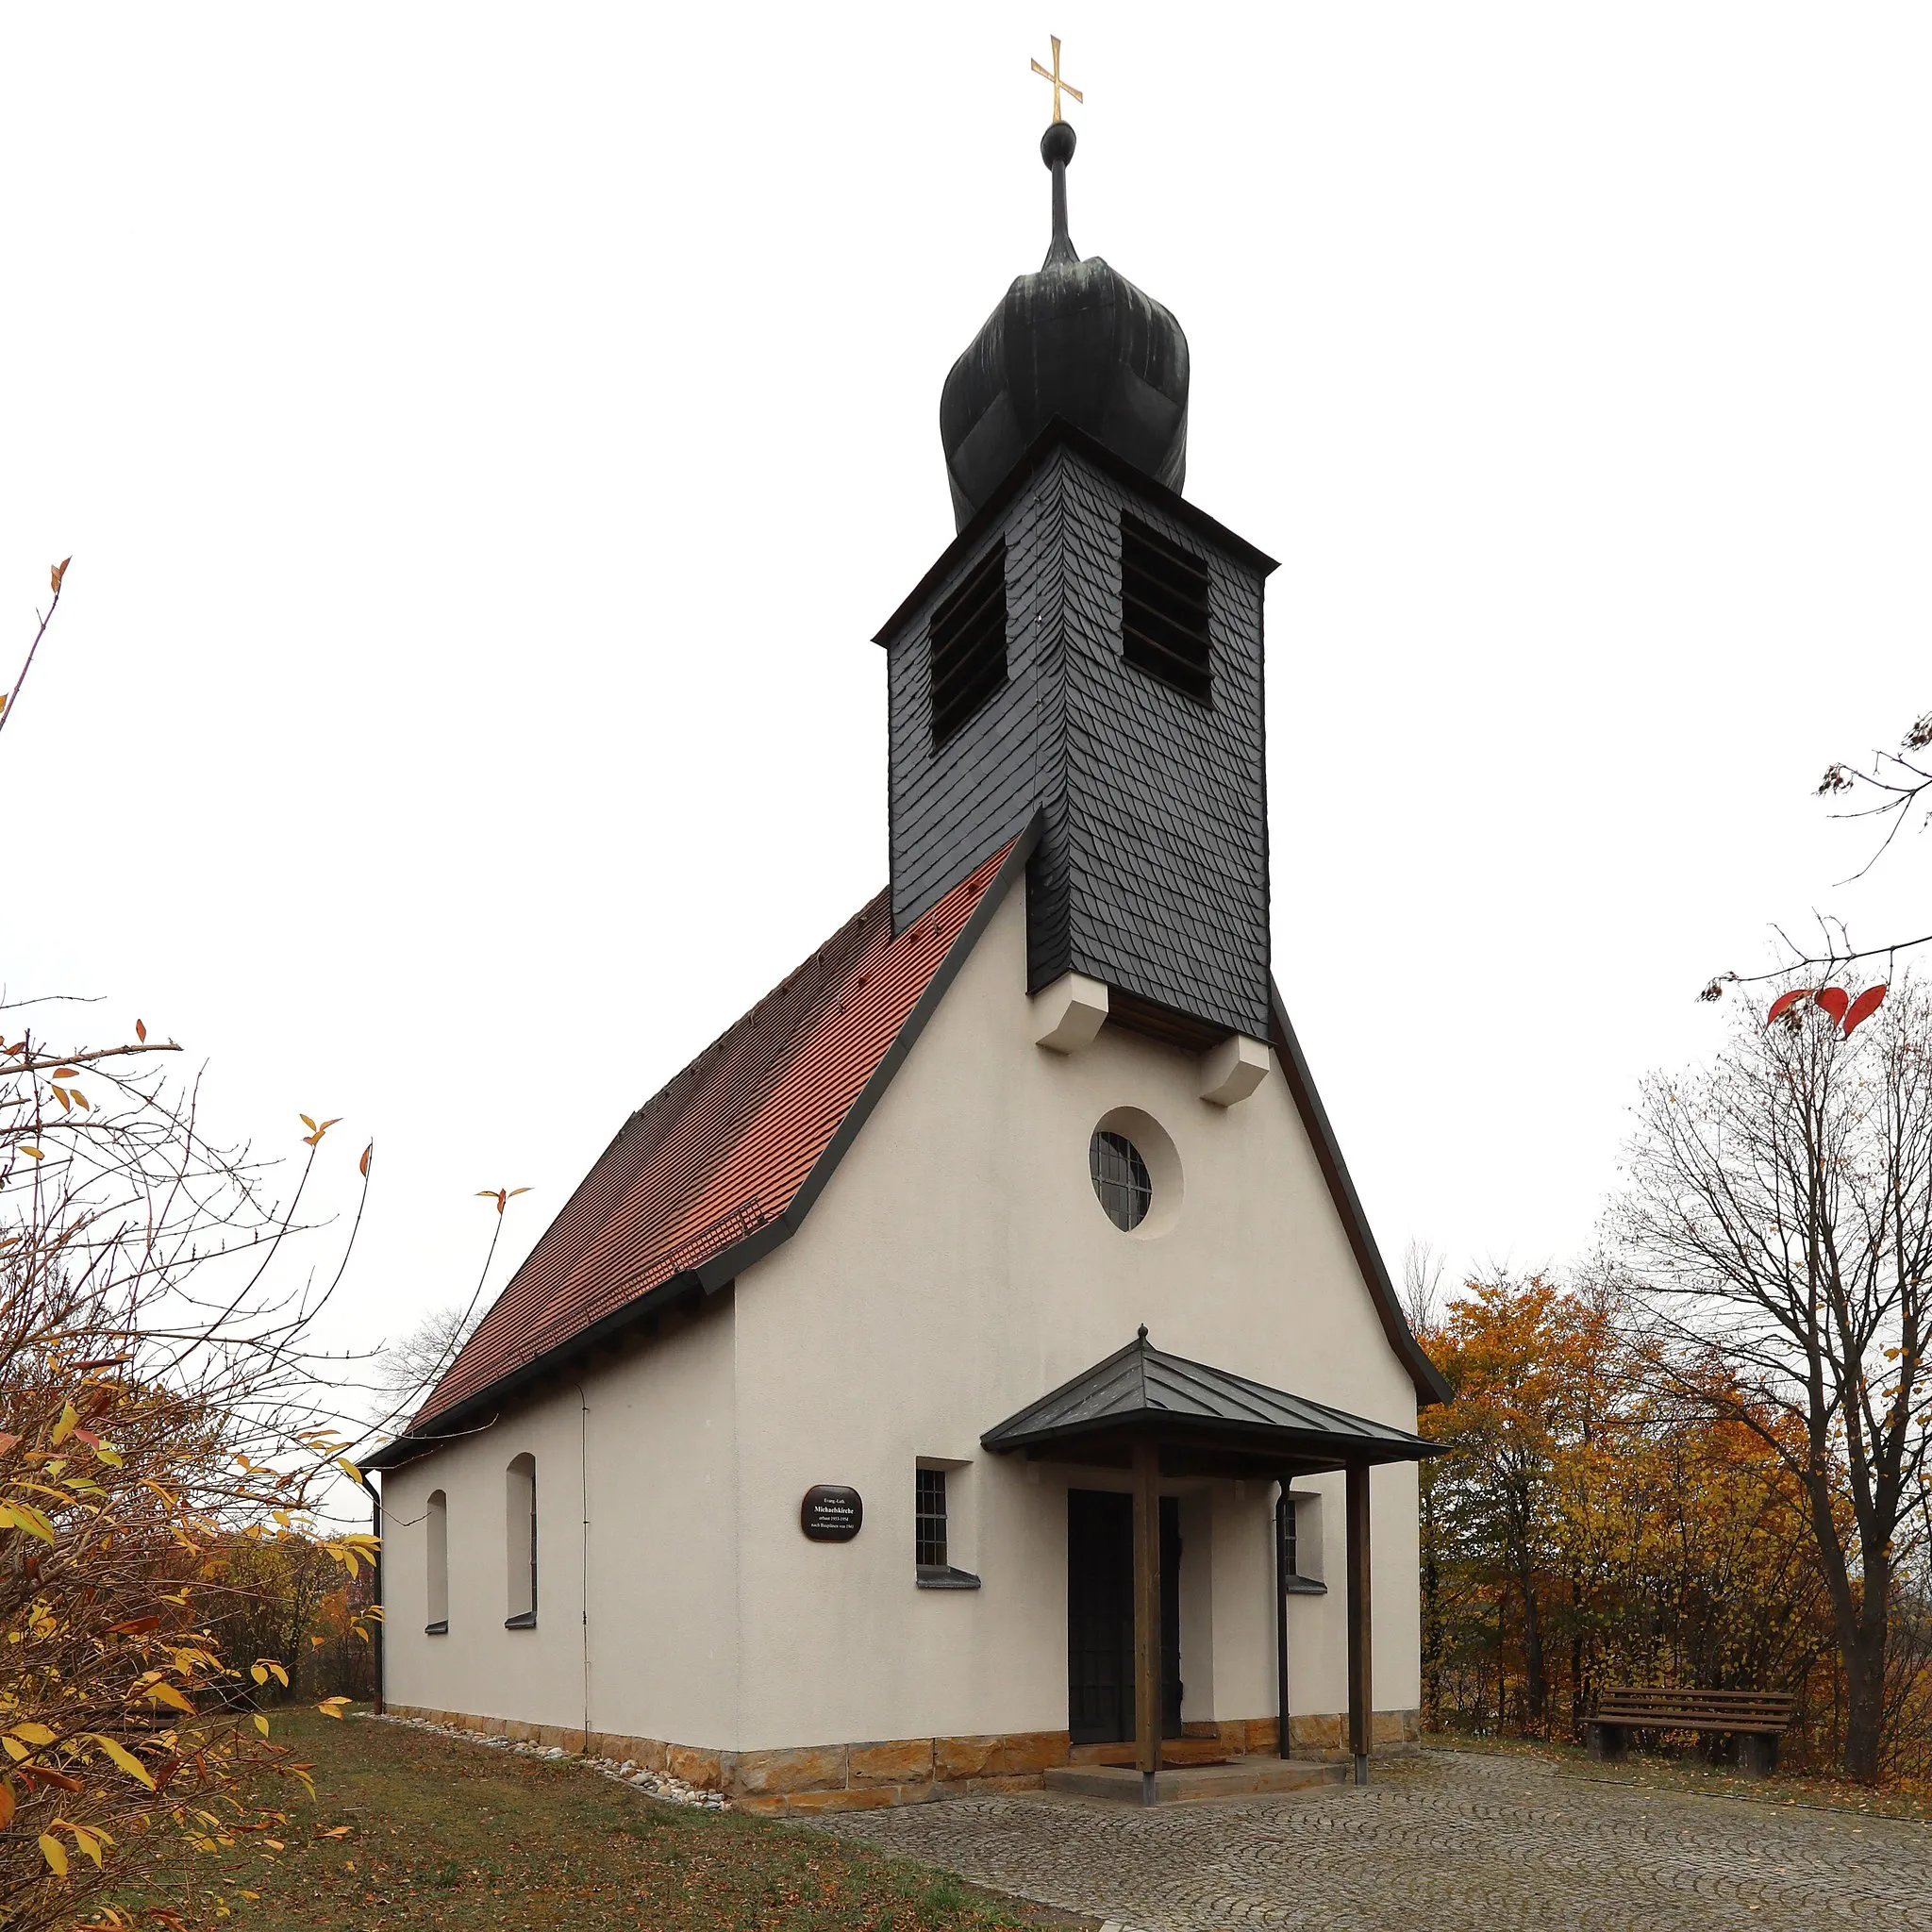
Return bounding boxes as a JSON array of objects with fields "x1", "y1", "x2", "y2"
[
  {"x1": 425, "y1": 1490, "x2": 448, "y2": 1635},
  {"x1": 505, "y1": 1454, "x2": 537, "y2": 1628}
]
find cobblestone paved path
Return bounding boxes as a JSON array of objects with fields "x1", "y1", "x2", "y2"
[{"x1": 812, "y1": 1751, "x2": 1932, "y2": 1932}]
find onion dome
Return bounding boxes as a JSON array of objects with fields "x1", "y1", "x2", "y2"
[{"x1": 941, "y1": 121, "x2": 1191, "y2": 531}]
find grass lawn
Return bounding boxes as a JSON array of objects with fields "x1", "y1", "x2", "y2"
[{"x1": 102, "y1": 1709, "x2": 1083, "y2": 1932}]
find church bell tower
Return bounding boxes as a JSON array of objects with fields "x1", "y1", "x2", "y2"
[{"x1": 875, "y1": 93, "x2": 1276, "y2": 1060}]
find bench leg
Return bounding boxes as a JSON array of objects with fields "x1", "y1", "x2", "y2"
[
  {"x1": 1586, "y1": 1724, "x2": 1627, "y2": 1764},
  {"x1": 1737, "y1": 1734, "x2": 1778, "y2": 1778}
]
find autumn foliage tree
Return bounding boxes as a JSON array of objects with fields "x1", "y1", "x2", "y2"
[
  {"x1": 0, "y1": 1003, "x2": 381, "y2": 1931},
  {"x1": 1610, "y1": 975, "x2": 1932, "y2": 1782},
  {"x1": 1, "y1": 569, "x2": 378, "y2": 1930},
  {"x1": 1417, "y1": 979, "x2": 1932, "y2": 1783},
  {"x1": 1417, "y1": 1276, "x2": 1849, "y2": 1761}
]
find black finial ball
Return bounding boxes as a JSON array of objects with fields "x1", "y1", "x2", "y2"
[
  {"x1": 1041, "y1": 120, "x2": 1076, "y2": 169},
  {"x1": 1137, "y1": 1323, "x2": 1150, "y2": 1343}
]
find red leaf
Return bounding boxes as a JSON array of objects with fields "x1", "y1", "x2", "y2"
[
  {"x1": 1767, "y1": 989, "x2": 1813, "y2": 1024},
  {"x1": 1815, "y1": 988, "x2": 1851, "y2": 1024},
  {"x1": 1843, "y1": 984, "x2": 1888, "y2": 1037}
]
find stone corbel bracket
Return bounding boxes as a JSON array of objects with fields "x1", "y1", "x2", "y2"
[
  {"x1": 1032, "y1": 972, "x2": 1108, "y2": 1054},
  {"x1": 1199, "y1": 1033, "x2": 1269, "y2": 1108}
]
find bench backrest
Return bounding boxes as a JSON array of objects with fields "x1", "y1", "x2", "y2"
[{"x1": 1594, "y1": 1686, "x2": 1795, "y2": 1730}]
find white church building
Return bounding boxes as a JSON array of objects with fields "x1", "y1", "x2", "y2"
[{"x1": 369, "y1": 111, "x2": 1445, "y2": 1814}]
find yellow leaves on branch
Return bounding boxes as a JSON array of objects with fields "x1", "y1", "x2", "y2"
[
  {"x1": 249, "y1": 1660, "x2": 289, "y2": 1689},
  {"x1": 0, "y1": 1499, "x2": 56, "y2": 1542},
  {"x1": 298, "y1": 1114, "x2": 342, "y2": 1148},
  {"x1": 43, "y1": 1816, "x2": 112, "y2": 1872},
  {"x1": 134, "y1": 1676, "x2": 196, "y2": 1717},
  {"x1": 91, "y1": 1734, "x2": 157, "y2": 1790},
  {"x1": 320, "y1": 1531, "x2": 375, "y2": 1577},
  {"x1": 477, "y1": 1185, "x2": 531, "y2": 1216},
  {"x1": 50, "y1": 557, "x2": 70, "y2": 594},
  {"x1": 315, "y1": 1697, "x2": 351, "y2": 1721}
]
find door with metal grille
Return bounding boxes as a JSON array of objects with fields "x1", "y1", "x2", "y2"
[{"x1": 1066, "y1": 1489, "x2": 1183, "y2": 1743}]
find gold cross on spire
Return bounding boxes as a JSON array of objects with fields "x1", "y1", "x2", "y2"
[{"x1": 1031, "y1": 35, "x2": 1083, "y2": 124}]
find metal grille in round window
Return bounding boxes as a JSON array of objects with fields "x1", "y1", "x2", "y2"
[{"x1": 1089, "y1": 1129, "x2": 1153, "y2": 1231}]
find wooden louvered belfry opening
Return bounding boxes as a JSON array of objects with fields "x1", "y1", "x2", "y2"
[
  {"x1": 928, "y1": 539, "x2": 1008, "y2": 750},
  {"x1": 1120, "y1": 514, "x2": 1212, "y2": 704}
]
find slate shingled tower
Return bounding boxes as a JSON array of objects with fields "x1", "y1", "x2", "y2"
[{"x1": 876, "y1": 122, "x2": 1276, "y2": 1046}]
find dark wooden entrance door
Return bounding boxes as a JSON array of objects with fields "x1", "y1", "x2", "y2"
[{"x1": 1067, "y1": 1489, "x2": 1182, "y2": 1744}]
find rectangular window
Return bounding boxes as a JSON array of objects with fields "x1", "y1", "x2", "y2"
[
  {"x1": 928, "y1": 541, "x2": 1008, "y2": 749},
  {"x1": 915, "y1": 1467, "x2": 948, "y2": 1570},
  {"x1": 1120, "y1": 514, "x2": 1212, "y2": 703},
  {"x1": 1280, "y1": 1490, "x2": 1325, "y2": 1592}
]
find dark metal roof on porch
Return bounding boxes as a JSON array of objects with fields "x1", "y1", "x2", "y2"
[{"x1": 981, "y1": 1327, "x2": 1438, "y2": 1473}]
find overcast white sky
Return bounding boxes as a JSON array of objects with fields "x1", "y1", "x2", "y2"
[{"x1": 3, "y1": 4, "x2": 1926, "y2": 1407}]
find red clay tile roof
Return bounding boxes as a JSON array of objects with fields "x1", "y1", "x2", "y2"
[{"x1": 404, "y1": 840, "x2": 1020, "y2": 1436}]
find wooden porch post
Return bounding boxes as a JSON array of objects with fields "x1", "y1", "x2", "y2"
[
  {"x1": 1132, "y1": 1436, "x2": 1162, "y2": 1802},
  {"x1": 1345, "y1": 1461, "x2": 1372, "y2": 1785}
]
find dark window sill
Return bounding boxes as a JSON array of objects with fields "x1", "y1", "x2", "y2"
[
  {"x1": 916, "y1": 1565, "x2": 981, "y2": 1591},
  {"x1": 1283, "y1": 1576, "x2": 1327, "y2": 1595},
  {"x1": 425, "y1": 1621, "x2": 449, "y2": 1636},
  {"x1": 505, "y1": 1611, "x2": 538, "y2": 1629}
]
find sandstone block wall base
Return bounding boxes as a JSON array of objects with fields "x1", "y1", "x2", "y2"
[{"x1": 383, "y1": 1706, "x2": 1422, "y2": 1811}]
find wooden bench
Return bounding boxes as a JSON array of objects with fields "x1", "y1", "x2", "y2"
[{"x1": 1586, "y1": 1687, "x2": 1797, "y2": 1777}]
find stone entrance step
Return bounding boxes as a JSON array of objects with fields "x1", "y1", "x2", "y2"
[
  {"x1": 1043, "y1": 1754, "x2": 1350, "y2": 1806},
  {"x1": 1067, "y1": 1737, "x2": 1235, "y2": 1769}
]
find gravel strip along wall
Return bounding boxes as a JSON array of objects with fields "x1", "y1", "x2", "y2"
[{"x1": 365, "y1": 1711, "x2": 729, "y2": 1810}]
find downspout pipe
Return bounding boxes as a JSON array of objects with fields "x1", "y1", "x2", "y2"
[
  {"x1": 358, "y1": 1472, "x2": 384, "y2": 1716},
  {"x1": 572, "y1": 1381, "x2": 591, "y2": 1754},
  {"x1": 1274, "y1": 1482, "x2": 1291, "y2": 1759}
]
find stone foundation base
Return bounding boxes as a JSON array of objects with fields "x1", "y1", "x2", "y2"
[{"x1": 385, "y1": 1704, "x2": 1421, "y2": 1813}]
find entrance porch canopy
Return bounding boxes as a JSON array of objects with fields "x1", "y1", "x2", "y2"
[
  {"x1": 982, "y1": 1328, "x2": 1439, "y2": 1796},
  {"x1": 981, "y1": 1327, "x2": 1433, "y2": 1476}
]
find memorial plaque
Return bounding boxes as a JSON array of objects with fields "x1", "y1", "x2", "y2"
[{"x1": 800, "y1": 1484, "x2": 862, "y2": 1542}]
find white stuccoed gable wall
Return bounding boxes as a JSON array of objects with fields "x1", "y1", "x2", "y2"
[{"x1": 380, "y1": 875, "x2": 1423, "y2": 1762}]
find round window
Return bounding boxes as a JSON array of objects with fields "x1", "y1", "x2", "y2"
[{"x1": 1090, "y1": 1129, "x2": 1153, "y2": 1232}]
